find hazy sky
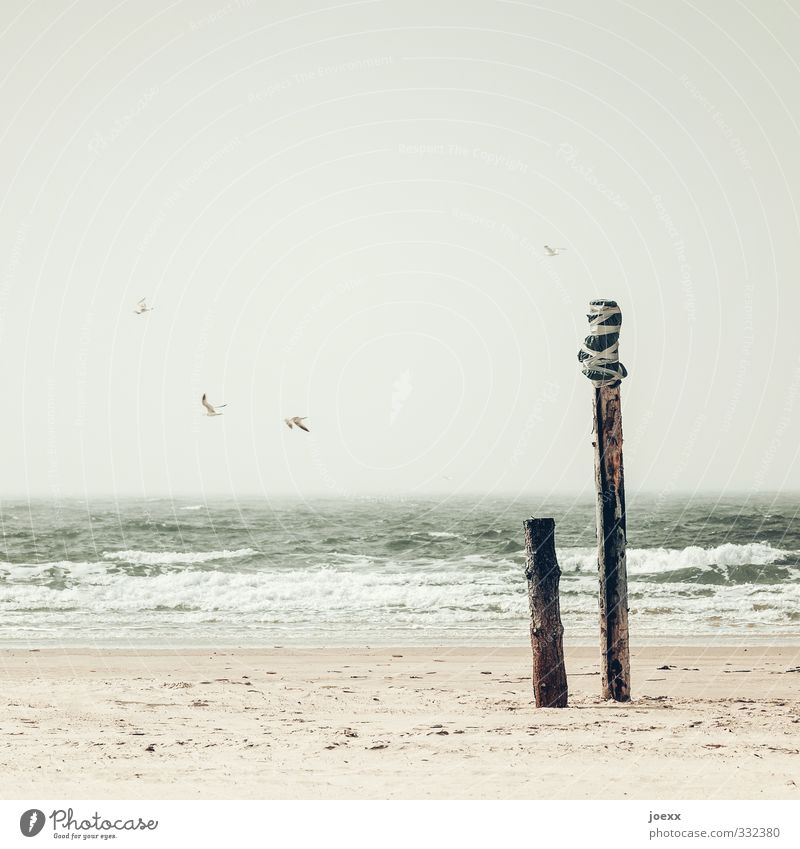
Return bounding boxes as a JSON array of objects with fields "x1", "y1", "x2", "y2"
[{"x1": 1, "y1": 0, "x2": 799, "y2": 498}]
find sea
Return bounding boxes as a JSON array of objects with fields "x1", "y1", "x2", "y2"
[{"x1": 0, "y1": 495, "x2": 797, "y2": 647}]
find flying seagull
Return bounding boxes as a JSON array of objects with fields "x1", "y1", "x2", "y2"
[
  {"x1": 544, "y1": 245, "x2": 568, "y2": 256},
  {"x1": 134, "y1": 297, "x2": 153, "y2": 314},
  {"x1": 284, "y1": 416, "x2": 310, "y2": 432},
  {"x1": 202, "y1": 394, "x2": 227, "y2": 416}
]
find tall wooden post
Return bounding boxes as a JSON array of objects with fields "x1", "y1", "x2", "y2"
[
  {"x1": 523, "y1": 518, "x2": 568, "y2": 708},
  {"x1": 578, "y1": 299, "x2": 631, "y2": 702}
]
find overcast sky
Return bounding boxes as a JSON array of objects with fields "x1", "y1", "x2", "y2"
[{"x1": 1, "y1": 0, "x2": 798, "y2": 499}]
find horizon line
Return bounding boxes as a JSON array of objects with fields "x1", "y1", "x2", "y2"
[{"x1": 0, "y1": 489, "x2": 797, "y2": 500}]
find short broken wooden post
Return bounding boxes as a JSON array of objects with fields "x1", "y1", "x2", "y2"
[
  {"x1": 523, "y1": 517, "x2": 568, "y2": 708},
  {"x1": 578, "y1": 299, "x2": 631, "y2": 702}
]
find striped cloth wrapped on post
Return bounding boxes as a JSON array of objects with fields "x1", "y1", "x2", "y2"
[{"x1": 577, "y1": 299, "x2": 628, "y2": 387}]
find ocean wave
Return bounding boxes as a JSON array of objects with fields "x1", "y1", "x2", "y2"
[
  {"x1": 0, "y1": 566, "x2": 523, "y2": 617},
  {"x1": 1, "y1": 565, "x2": 797, "y2": 639},
  {"x1": 558, "y1": 542, "x2": 791, "y2": 574},
  {"x1": 0, "y1": 560, "x2": 109, "y2": 582},
  {"x1": 101, "y1": 548, "x2": 257, "y2": 566}
]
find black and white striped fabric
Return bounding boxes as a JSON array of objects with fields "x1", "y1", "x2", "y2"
[{"x1": 577, "y1": 299, "x2": 628, "y2": 388}]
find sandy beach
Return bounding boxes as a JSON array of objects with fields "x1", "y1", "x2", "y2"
[{"x1": 1, "y1": 645, "x2": 798, "y2": 800}]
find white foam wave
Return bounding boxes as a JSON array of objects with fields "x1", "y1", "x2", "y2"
[
  {"x1": 0, "y1": 561, "x2": 109, "y2": 582},
  {"x1": 558, "y1": 542, "x2": 790, "y2": 574},
  {"x1": 101, "y1": 548, "x2": 256, "y2": 566},
  {"x1": 0, "y1": 542, "x2": 795, "y2": 643},
  {"x1": 0, "y1": 565, "x2": 797, "y2": 637},
  {"x1": 0, "y1": 565, "x2": 520, "y2": 615}
]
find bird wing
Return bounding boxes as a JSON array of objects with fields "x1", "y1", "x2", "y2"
[
  {"x1": 544, "y1": 245, "x2": 556, "y2": 255},
  {"x1": 284, "y1": 418, "x2": 294, "y2": 429},
  {"x1": 201, "y1": 394, "x2": 215, "y2": 414},
  {"x1": 294, "y1": 417, "x2": 310, "y2": 432}
]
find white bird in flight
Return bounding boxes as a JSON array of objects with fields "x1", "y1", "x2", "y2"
[
  {"x1": 544, "y1": 245, "x2": 567, "y2": 256},
  {"x1": 134, "y1": 297, "x2": 153, "y2": 314},
  {"x1": 284, "y1": 416, "x2": 310, "y2": 432},
  {"x1": 202, "y1": 394, "x2": 227, "y2": 416}
]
